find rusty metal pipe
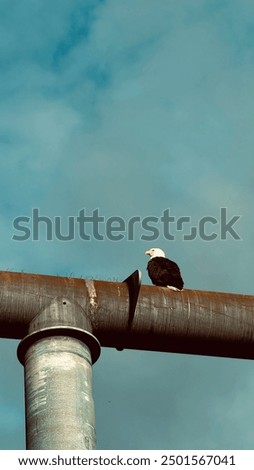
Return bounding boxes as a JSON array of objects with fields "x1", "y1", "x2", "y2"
[{"x1": 0, "y1": 271, "x2": 253, "y2": 359}]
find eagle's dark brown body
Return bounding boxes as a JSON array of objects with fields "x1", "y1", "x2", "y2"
[{"x1": 147, "y1": 256, "x2": 184, "y2": 290}]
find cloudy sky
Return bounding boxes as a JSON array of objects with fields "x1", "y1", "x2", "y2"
[{"x1": 1, "y1": 0, "x2": 254, "y2": 450}]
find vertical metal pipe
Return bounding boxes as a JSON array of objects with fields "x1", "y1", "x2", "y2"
[
  {"x1": 22, "y1": 335, "x2": 96, "y2": 450},
  {"x1": 17, "y1": 298, "x2": 101, "y2": 450}
]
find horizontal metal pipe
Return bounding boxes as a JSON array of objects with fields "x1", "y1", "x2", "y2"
[{"x1": 0, "y1": 271, "x2": 254, "y2": 359}]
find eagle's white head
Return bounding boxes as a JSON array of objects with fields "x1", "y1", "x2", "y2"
[{"x1": 145, "y1": 248, "x2": 166, "y2": 259}]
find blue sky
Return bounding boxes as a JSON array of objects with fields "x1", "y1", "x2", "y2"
[{"x1": 1, "y1": 0, "x2": 254, "y2": 449}]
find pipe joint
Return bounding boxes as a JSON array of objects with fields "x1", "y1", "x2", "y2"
[
  {"x1": 17, "y1": 297, "x2": 101, "y2": 365},
  {"x1": 17, "y1": 325, "x2": 101, "y2": 365}
]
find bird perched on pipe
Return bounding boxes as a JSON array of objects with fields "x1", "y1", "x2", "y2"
[{"x1": 145, "y1": 248, "x2": 184, "y2": 291}]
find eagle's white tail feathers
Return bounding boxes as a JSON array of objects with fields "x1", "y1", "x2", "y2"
[{"x1": 167, "y1": 285, "x2": 181, "y2": 291}]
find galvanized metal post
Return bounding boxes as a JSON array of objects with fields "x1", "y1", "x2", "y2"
[{"x1": 17, "y1": 298, "x2": 100, "y2": 450}]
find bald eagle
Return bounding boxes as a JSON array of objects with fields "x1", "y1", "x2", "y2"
[{"x1": 145, "y1": 248, "x2": 184, "y2": 291}]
